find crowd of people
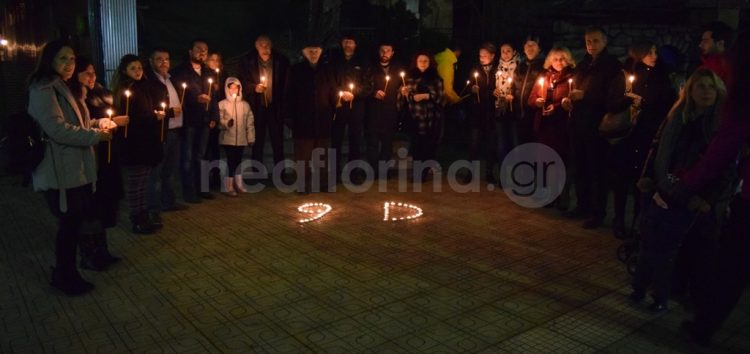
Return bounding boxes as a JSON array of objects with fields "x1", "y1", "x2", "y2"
[{"x1": 25, "y1": 20, "x2": 749, "y2": 347}]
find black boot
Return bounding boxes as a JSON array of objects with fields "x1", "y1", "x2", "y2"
[
  {"x1": 79, "y1": 233, "x2": 109, "y2": 271},
  {"x1": 95, "y1": 232, "x2": 121, "y2": 267},
  {"x1": 131, "y1": 212, "x2": 157, "y2": 235},
  {"x1": 50, "y1": 266, "x2": 94, "y2": 296}
]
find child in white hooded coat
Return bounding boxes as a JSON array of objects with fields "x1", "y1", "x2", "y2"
[{"x1": 219, "y1": 77, "x2": 255, "y2": 196}]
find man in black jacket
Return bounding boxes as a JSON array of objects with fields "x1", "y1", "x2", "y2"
[
  {"x1": 170, "y1": 39, "x2": 219, "y2": 203},
  {"x1": 145, "y1": 48, "x2": 189, "y2": 222},
  {"x1": 238, "y1": 35, "x2": 290, "y2": 179},
  {"x1": 328, "y1": 33, "x2": 373, "y2": 183},
  {"x1": 566, "y1": 27, "x2": 623, "y2": 229},
  {"x1": 287, "y1": 41, "x2": 337, "y2": 193},
  {"x1": 365, "y1": 41, "x2": 404, "y2": 178}
]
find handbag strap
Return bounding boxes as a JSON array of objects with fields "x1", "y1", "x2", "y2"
[{"x1": 639, "y1": 117, "x2": 670, "y2": 180}]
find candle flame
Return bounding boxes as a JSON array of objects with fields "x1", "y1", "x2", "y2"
[
  {"x1": 260, "y1": 76, "x2": 266, "y2": 82},
  {"x1": 0, "y1": 39, "x2": 8, "y2": 46},
  {"x1": 160, "y1": 102, "x2": 166, "y2": 109},
  {"x1": 339, "y1": 91, "x2": 344, "y2": 97},
  {"x1": 400, "y1": 71, "x2": 405, "y2": 77},
  {"x1": 473, "y1": 72, "x2": 479, "y2": 78},
  {"x1": 124, "y1": 90, "x2": 131, "y2": 97},
  {"x1": 106, "y1": 109, "x2": 113, "y2": 117},
  {"x1": 208, "y1": 78, "x2": 213, "y2": 84},
  {"x1": 385, "y1": 75, "x2": 390, "y2": 81},
  {"x1": 181, "y1": 82, "x2": 187, "y2": 88},
  {"x1": 538, "y1": 78, "x2": 545, "y2": 86},
  {"x1": 628, "y1": 75, "x2": 635, "y2": 83},
  {"x1": 349, "y1": 83, "x2": 354, "y2": 90}
]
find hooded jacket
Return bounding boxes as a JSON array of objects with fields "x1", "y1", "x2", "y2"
[
  {"x1": 435, "y1": 48, "x2": 461, "y2": 105},
  {"x1": 218, "y1": 77, "x2": 255, "y2": 146}
]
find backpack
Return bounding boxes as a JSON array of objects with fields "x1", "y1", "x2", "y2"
[{"x1": 2, "y1": 111, "x2": 46, "y2": 185}]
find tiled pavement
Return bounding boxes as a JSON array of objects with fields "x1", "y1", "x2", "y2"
[{"x1": 1, "y1": 175, "x2": 749, "y2": 353}]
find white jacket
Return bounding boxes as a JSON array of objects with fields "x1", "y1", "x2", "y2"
[{"x1": 219, "y1": 77, "x2": 255, "y2": 146}]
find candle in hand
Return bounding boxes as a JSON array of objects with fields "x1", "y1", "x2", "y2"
[
  {"x1": 180, "y1": 82, "x2": 187, "y2": 106},
  {"x1": 400, "y1": 71, "x2": 406, "y2": 86},
  {"x1": 627, "y1": 75, "x2": 635, "y2": 93},
  {"x1": 348, "y1": 83, "x2": 355, "y2": 108},
  {"x1": 206, "y1": 78, "x2": 213, "y2": 111},
  {"x1": 507, "y1": 77, "x2": 513, "y2": 112},
  {"x1": 384, "y1": 75, "x2": 390, "y2": 94},
  {"x1": 124, "y1": 90, "x2": 131, "y2": 138},
  {"x1": 473, "y1": 72, "x2": 480, "y2": 103},
  {"x1": 106, "y1": 109, "x2": 113, "y2": 163},
  {"x1": 538, "y1": 77, "x2": 546, "y2": 100},
  {"x1": 160, "y1": 102, "x2": 166, "y2": 142},
  {"x1": 260, "y1": 76, "x2": 268, "y2": 107}
]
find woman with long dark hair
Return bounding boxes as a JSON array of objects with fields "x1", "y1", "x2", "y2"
[
  {"x1": 399, "y1": 50, "x2": 445, "y2": 182},
  {"x1": 74, "y1": 56, "x2": 127, "y2": 270},
  {"x1": 28, "y1": 40, "x2": 112, "y2": 295},
  {"x1": 110, "y1": 54, "x2": 165, "y2": 234}
]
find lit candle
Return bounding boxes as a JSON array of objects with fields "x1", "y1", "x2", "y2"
[
  {"x1": 507, "y1": 76, "x2": 513, "y2": 112},
  {"x1": 180, "y1": 82, "x2": 187, "y2": 107},
  {"x1": 106, "y1": 109, "x2": 113, "y2": 163},
  {"x1": 160, "y1": 102, "x2": 166, "y2": 142},
  {"x1": 459, "y1": 80, "x2": 470, "y2": 96},
  {"x1": 627, "y1": 75, "x2": 635, "y2": 93},
  {"x1": 124, "y1": 90, "x2": 131, "y2": 138},
  {"x1": 384, "y1": 75, "x2": 390, "y2": 94},
  {"x1": 334, "y1": 91, "x2": 343, "y2": 120},
  {"x1": 348, "y1": 83, "x2": 355, "y2": 109},
  {"x1": 0, "y1": 39, "x2": 8, "y2": 46},
  {"x1": 399, "y1": 71, "x2": 406, "y2": 86},
  {"x1": 205, "y1": 78, "x2": 213, "y2": 111},
  {"x1": 473, "y1": 72, "x2": 480, "y2": 103},
  {"x1": 260, "y1": 76, "x2": 268, "y2": 107},
  {"x1": 538, "y1": 77, "x2": 546, "y2": 100}
]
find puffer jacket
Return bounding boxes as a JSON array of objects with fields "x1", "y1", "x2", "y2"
[
  {"x1": 218, "y1": 77, "x2": 255, "y2": 146},
  {"x1": 29, "y1": 77, "x2": 104, "y2": 211}
]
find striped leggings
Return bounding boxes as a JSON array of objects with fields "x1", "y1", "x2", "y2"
[{"x1": 125, "y1": 166, "x2": 151, "y2": 217}]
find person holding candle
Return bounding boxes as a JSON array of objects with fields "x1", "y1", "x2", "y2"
[
  {"x1": 513, "y1": 34, "x2": 547, "y2": 144},
  {"x1": 466, "y1": 42, "x2": 499, "y2": 184},
  {"x1": 527, "y1": 47, "x2": 576, "y2": 210},
  {"x1": 111, "y1": 54, "x2": 166, "y2": 234},
  {"x1": 28, "y1": 40, "x2": 113, "y2": 295},
  {"x1": 74, "y1": 56, "x2": 126, "y2": 271},
  {"x1": 287, "y1": 39, "x2": 337, "y2": 193},
  {"x1": 218, "y1": 77, "x2": 255, "y2": 196},
  {"x1": 399, "y1": 50, "x2": 445, "y2": 183},
  {"x1": 171, "y1": 39, "x2": 219, "y2": 203},
  {"x1": 609, "y1": 41, "x2": 676, "y2": 239},
  {"x1": 329, "y1": 32, "x2": 373, "y2": 184},
  {"x1": 205, "y1": 52, "x2": 225, "y2": 191},
  {"x1": 494, "y1": 42, "x2": 521, "y2": 171},
  {"x1": 565, "y1": 27, "x2": 623, "y2": 229},
  {"x1": 238, "y1": 35, "x2": 290, "y2": 182},
  {"x1": 144, "y1": 48, "x2": 188, "y2": 225},
  {"x1": 365, "y1": 41, "x2": 405, "y2": 178}
]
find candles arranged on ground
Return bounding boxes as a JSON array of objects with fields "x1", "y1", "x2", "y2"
[
  {"x1": 383, "y1": 201, "x2": 424, "y2": 221},
  {"x1": 124, "y1": 89, "x2": 131, "y2": 138},
  {"x1": 106, "y1": 109, "x2": 113, "y2": 163},
  {"x1": 206, "y1": 78, "x2": 213, "y2": 111},
  {"x1": 160, "y1": 102, "x2": 166, "y2": 142},
  {"x1": 297, "y1": 203, "x2": 332, "y2": 223},
  {"x1": 180, "y1": 82, "x2": 187, "y2": 107}
]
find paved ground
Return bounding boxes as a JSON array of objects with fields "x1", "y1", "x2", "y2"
[{"x1": 1, "y1": 173, "x2": 748, "y2": 353}]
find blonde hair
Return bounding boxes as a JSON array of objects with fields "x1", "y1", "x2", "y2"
[
  {"x1": 543, "y1": 47, "x2": 576, "y2": 70},
  {"x1": 667, "y1": 68, "x2": 727, "y2": 123}
]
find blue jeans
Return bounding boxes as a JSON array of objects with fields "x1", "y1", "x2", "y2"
[
  {"x1": 148, "y1": 129, "x2": 182, "y2": 212},
  {"x1": 181, "y1": 125, "x2": 209, "y2": 198}
]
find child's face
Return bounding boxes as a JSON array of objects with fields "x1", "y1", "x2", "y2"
[{"x1": 228, "y1": 84, "x2": 239, "y2": 96}]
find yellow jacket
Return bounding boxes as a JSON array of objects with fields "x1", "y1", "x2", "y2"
[{"x1": 435, "y1": 48, "x2": 460, "y2": 105}]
